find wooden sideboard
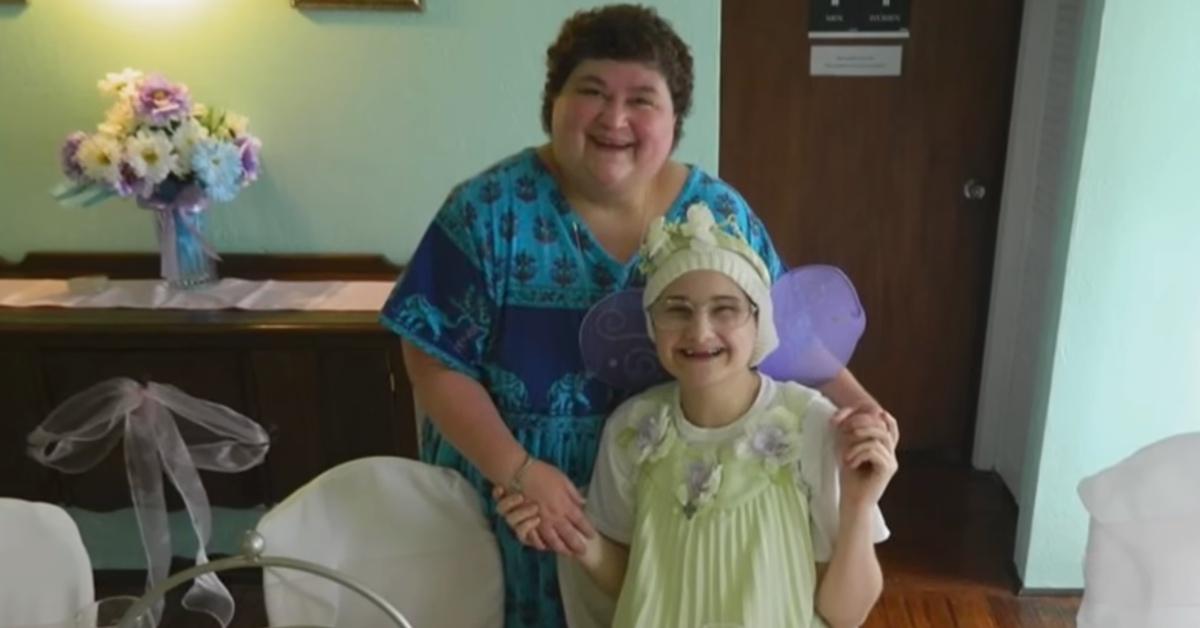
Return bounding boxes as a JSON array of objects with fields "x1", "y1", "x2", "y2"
[{"x1": 0, "y1": 253, "x2": 417, "y2": 511}]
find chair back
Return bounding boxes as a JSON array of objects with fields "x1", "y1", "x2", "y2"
[
  {"x1": 1077, "y1": 432, "x2": 1200, "y2": 628},
  {"x1": 0, "y1": 499, "x2": 93, "y2": 627},
  {"x1": 258, "y1": 456, "x2": 503, "y2": 627}
]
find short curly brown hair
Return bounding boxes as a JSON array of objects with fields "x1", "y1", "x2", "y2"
[{"x1": 541, "y1": 4, "x2": 694, "y2": 148}]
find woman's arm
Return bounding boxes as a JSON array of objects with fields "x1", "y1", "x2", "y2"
[
  {"x1": 403, "y1": 341, "x2": 594, "y2": 554},
  {"x1": 820, "y1": 369, "x2": 899, "y2": 452},
  {"x1": 403, "y1": 341, "x2": 526, "y2": 484},
  {"x1": 818, "y1": 368, "x2": 878, "y2": 410}
]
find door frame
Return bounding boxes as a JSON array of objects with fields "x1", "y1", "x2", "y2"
[{"x1": 972, "y1": 0, "x2": 1100, "y2": 501}]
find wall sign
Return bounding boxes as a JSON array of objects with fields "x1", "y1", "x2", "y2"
[
  {"x1": 809, "y1": 0, "x2": 910, "y2": 39},
  {"x1": 810, "y1": 45, "x2": 903, "y2": 76}
]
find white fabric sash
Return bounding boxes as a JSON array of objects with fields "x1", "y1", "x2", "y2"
[{"x1": 27, "y1": 378, "x2": 271, "y2": 627}]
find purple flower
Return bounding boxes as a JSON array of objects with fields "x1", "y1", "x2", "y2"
[
  {"x1": 135, "y1": 75, "x2": 191, "y2": 126},
  {"x1": 626, "y1": 405, "x2": 674, "y2": 465},
  {"x1": 676, "y1": 459, "x2": 722, "y2": 518},
  {"x1": 60, "y1": 132, "x2": 88, "y2": 182},
  {"x1": 237, "y1": 136, "x2": 262, "y2": 184},
  {"x1": 113, "y1": 162, "x2": 149, "y2": 198},
  {"x1": 733, "y1": 409, "x2": 803, "y2": 471},
  {"x1": 686, "y1": 461, "x2": 712, "y2": 494},
  {"x1": 749, "y1": 425, "x2": 791, "y2": 457}
]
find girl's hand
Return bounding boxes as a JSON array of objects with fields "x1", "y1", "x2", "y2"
[
  {"x1": 493, "y1": 486, "x2": 546, "y2": 550},
  {"x1": 832, "y1": 408, "x2": 899, "y2": 509},
  {"x1": 514, "y1": 460, "x2": 596, "y2": 556}
]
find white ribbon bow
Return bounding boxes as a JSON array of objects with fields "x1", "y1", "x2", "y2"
[{"x1": 27, "y1": 378, "x2": 270, "y2": 627}]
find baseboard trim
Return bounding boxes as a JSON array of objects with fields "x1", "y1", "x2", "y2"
[{"x1": 1019, "y1": 586, "x2": 1084, "y2": 597}]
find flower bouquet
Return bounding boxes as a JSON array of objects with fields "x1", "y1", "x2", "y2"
[{"x1": 54, "y1": 69, "x2": 262, "y2": 287}]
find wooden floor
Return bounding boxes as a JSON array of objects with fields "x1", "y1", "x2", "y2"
[
  {"x1": 864, "y1": 458, "x2": 1080, "y2": 627},
  {"x1": 97, "y1": 458, "x2": 1081, "y2": 627}
]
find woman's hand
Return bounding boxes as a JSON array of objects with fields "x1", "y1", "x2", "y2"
[
  {"x1": 509, "y1": 460, "x2": 596, "y2": 556},
  {"x1": 832, "y1": 407, "x2": 899, "y2": 509}
]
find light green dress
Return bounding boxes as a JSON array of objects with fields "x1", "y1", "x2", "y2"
[{"x1": 585, "y1": 376, "x2": 887, "y2": 628}]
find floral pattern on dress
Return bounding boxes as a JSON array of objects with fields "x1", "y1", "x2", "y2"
[
  {"x1": 619, "y1": 401, "x2": 675, "y2": 466},
  {"x1": 622, "y1": 398, "x2": 807, "y2": 520},
  {"x1": 676, "y1": 457, "x2": 723, "y2": 519},
  {"x1": 733, "y1": 405, "x2": 804, "y2": 472}
]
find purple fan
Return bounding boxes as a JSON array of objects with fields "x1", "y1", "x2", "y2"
[
  {"x1": 758, "y1": 265, "x2": 865, "y2": 385},
  {"x1": 578, "y1": 266, "x2": 866, "y2": 392},
  {"x1": 578, "y1": 289, "x2": 670, "y2": 392}
]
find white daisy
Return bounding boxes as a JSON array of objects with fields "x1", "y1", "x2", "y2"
[
  {"x1": 683, "y1": 202, "x2": 719, "y2": 249},
  {"x1": 171, "y1": 118, "x2": 210, "y2": 176},
  {"x1": 97, "y1": 68, "x2": 143, "y2": 98},
  {"x1": 125, "y1": 130, "x2": 177, "y2": 185},
  {"x1": 76, "y1": 135, "x2": 124, "y2": 185},
  {"x1": 642, "y1": 217, "x2": 670, "y2": 261}
]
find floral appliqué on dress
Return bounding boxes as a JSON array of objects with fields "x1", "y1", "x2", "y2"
[
  {"x1": 618, "y1": 402, "x2": 676, "y2": 466},
  {"x1": 622, "y1": 401, "x2": 807, "y2": 520}
]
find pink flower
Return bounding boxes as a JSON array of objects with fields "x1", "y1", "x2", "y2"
[{"x1": 136, "y1": 75, "x2": 192, "y2": 126}]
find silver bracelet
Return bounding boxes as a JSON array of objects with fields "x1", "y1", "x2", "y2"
[{"x1": 505, "y1": 453, "x2": 535, "y2": 494}]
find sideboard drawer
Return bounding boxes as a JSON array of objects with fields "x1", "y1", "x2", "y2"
[{"x1": 1, "y1": 309, "x2": 417, "y2": 510}]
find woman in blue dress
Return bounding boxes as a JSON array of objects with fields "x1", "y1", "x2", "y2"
[{"x1": 380, "y1": 5, "x2": 889, "y2": 626}]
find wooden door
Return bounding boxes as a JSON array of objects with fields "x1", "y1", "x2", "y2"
[{"x1": 721, "y1": 1, "x2": 1023, "y2": 458}]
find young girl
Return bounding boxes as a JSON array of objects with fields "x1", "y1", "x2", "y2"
[{"x1": 500, "y1": 204, "x2": 898, "y2": 627}]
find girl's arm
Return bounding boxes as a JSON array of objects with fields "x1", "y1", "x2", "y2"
[
  {"x1": 494, "y1": 488, "x2": 629, "y2": 595},
  {"x1": 814, "y1": 408, "x2": 899, "y2": 627},
  {"x1": 814, "y1": 503, "x2": 884, "y2": 627},
  {"x1": 575, "y1": 529, "x2": 629, "y2": 597}
]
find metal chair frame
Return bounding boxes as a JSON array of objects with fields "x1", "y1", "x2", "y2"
[{"x1": 116, "y1": 531, "x2": 415, "y2": 628}]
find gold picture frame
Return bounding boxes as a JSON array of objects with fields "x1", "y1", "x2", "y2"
[{"x1": 293, "y1": 0, "x2": 422, "y2": 10}]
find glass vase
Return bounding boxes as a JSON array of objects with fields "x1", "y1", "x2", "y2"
[{"x1": 154, "y1": 204, "x2": 217, "y2": 289}]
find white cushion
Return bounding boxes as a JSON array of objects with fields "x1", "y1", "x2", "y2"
[
  {"x1": 1076, "y1": 432, "x2": 1200, "y2": 628},
  {"x1": 0, "y1": 498, "x2": 93, "y2": 626},
  {"x1": 258, "y1": 456, "x2": 503, "y2": 628}
]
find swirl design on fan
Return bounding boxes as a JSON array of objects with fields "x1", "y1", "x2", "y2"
[{"x1": 580, "y1": 289, "x2": 669, "y2": 391}]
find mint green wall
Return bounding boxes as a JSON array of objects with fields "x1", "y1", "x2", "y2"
[
  {"x1": 0, "y1": 0, "x2": 719, "y2": 264},
  {"x1": 1017, "y1": 0, "x2": 1200, "y2": 587}
]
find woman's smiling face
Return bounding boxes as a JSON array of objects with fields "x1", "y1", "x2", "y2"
[{"x1": 549, "y1": 59, "x2": 677, "y2": 195}]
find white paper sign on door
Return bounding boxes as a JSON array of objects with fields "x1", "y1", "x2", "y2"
[{"x1": 810, "y1": 45, "x2": 903, "y2": 76}]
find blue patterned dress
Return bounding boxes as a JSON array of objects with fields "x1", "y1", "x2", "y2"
[{"x1": 379, "y1": 147, "x2": 785, "y2": 628}]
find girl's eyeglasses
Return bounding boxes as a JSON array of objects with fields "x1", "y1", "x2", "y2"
[{"x1": 647, "y1": 297, "x2": 758, "y2": 332}]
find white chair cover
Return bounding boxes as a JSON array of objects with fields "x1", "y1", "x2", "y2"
[
  {"x1": 257, "y1": 456, "x2": 503, "y2": 628},
  {"x1": 0, "y1": 498, "x2": 93, "y2": 627},
  {"x1": 1076, "y1": 432, "x2": 1200, "y2": 628}
]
